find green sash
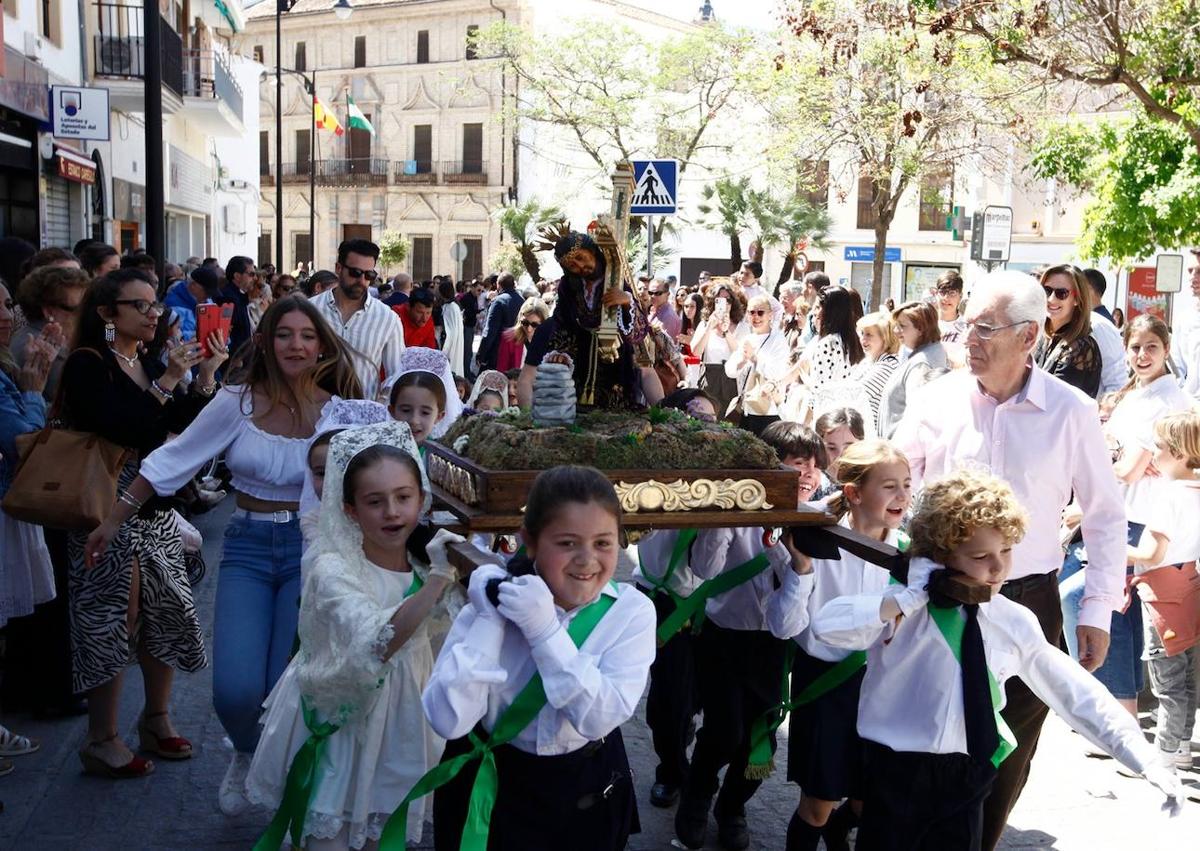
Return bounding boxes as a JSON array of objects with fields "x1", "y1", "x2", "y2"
[
  {"x1": 927, "y1": 604, "x2": 1017, "y2": 769},
  {"x1": 638, "y1": 528, "x2": 698, "y2": 600},
  {"x1": 256, "y1": 570, "x2": 426, "y2": 850},
  {"x1": 377, "y1": 584, "x2": 618, "y2": 851},
  {"x1": 656, "y1": 552, "x2": 772, "y2": 644}
]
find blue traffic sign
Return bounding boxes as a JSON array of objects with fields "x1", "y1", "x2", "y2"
[
  {"x1": 844, "y1": 245, "x2": 901, "y2": 263},
  {"x1": 630, "y1": 160, "x2": 678, "y2": 215}
]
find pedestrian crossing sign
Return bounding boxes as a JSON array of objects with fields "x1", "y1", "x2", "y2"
[{"x1": 630, "y1": 159, "x2": 678, "y2": 215}]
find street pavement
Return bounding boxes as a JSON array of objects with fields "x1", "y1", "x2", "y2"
[{"x1": 1, "y1": 497, "x2": 1198, "y2": 849}]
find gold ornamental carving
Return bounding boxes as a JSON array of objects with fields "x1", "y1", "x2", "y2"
[
  {"x1": 427, "y1": 455, "x2": 480, "y2": 507},
  {"x1": 614, "y1": 478, "x2": 773, "y2": 513}
]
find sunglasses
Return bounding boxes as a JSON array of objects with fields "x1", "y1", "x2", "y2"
[
  {"x1": 343, "y1": 266, "x2": 380, "y2": 282},
  {"x1": 748, "y1": 309, "x2": 769, "y2": 317},
  {"x1": 1043, "y1": 285, "x2": 1073, "y2": 301},
  {"x1": 649, "y1": 289, "x2": 668, "y2": 296},
  {"x1": 520, "y1": 319, "x2": 542, "y2": 330},
  {"x1": 115, "y1": 298, "x2": 166, "y2": 316}
]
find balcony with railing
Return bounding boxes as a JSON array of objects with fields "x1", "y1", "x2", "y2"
[
  {"x1": 181, "y1": 48, "x2": 245, "y2": 136},
  {"x1": 441, "y1": 159, "x2": 487, "y2": 185},
  {"x1": 394, "y1": 160, "x2": 438, "y2": 185},
  {"x1": 271, "y1": 159, "x2": 390, "y2": 187},
  {"x1": 93, "y1": 1, "x2": 184, "y2": 111}
]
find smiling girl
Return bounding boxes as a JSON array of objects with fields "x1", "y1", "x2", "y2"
[
  {"x1": 248, "y1": 422, "x2": 463, "y2": 850},
  {"x1": 419, "y1": 466, "x2": 656, "y2": 851},
  {"x1": 779, "y1": 440, "x2": 911, "y2": 851},
  {"x1": 812, "y1": 468, "x2": 1182, "y2": 849}
]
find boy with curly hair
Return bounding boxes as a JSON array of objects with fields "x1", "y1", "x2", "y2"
[{"x1": 811, "y1": 468, "x2": 1182, "y2": 850}]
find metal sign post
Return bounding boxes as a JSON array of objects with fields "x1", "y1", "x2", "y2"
[{"x1": 450, "y1": 240, "x2": 468, "y2": 283}]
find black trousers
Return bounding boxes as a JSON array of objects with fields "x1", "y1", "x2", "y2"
[
  {"x1": 642, "y1": 588, "x2": 698, "y2": 787},
  {"x1": 686, "y1": 622, "x2": 789, "y2": 818},
  {"x1": 857, "y1": 742, "x2": 997, "y2": 851},
  {"x1": 1, "y1": 528, "x2": 76, "y2": 712},
  {"x1": 981, "y1": 571, "x2": 1063, "y2": 850}
]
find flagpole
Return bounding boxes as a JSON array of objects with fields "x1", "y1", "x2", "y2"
[
  {"x1": 310, "y1": 69, "x2": 316, "y2": 269},
  {"x1": 275, "y1": 0, "x2": 284, "y2": 272}
]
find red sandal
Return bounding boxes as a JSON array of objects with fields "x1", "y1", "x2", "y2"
[
  {"x1": 138, "y1": 711, "x2": 193, "y2": 760},
  {"x1": 79, "y1": 736, "x2": 155, "y2": 779}
]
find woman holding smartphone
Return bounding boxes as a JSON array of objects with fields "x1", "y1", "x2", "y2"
[{"x1": 690, "y1": 280, "x2": 746, "y2": 420}]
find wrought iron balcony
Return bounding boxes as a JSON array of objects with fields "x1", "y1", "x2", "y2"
[
  {"x1": 93, "y1": 2, "x2": 183, "y2": 98},
  {"x1": 441, "y1": 159, "x2": 487, "y2": 185},
  {"x1": 394, "y1": 160, "x2": 438, "y2": 184},
  {"x1": 182, "y1": 49, "x2": 244, "y2": 123}
]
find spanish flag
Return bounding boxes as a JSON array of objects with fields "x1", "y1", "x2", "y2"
[{"x1": 314, "y1": 95, "x2": 344, "y2": 136}]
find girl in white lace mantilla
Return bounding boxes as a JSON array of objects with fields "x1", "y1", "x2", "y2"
[{"x1": 247, "y1": 420, "x2": 464, "y2": 849}]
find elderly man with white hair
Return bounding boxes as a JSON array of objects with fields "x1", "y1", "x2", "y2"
[{"x1": 893, "y1": 269, "x2": 1126, "y2": 851}]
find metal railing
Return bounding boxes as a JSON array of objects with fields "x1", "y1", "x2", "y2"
[
  {"x1": 273, "y1": 159, "x2": 390, "y2": 186},
  {"x1": 441, "y1": 159, "x2": 487, "y2": 184},
  {"x1": 182, "y1": 48, "x2": 244, "y2": 120},
  {"x1": 394, "y1": 159, "x2": 437, "y2": 183},
  {"x1": 93, "y1": 2, "x2": 183, "y2": 97}
]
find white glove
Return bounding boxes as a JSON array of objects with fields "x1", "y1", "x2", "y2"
[
  {"x1": 426, "y1": 529, "x2": 466, "y2": 580},
  {"x1": 496, "y1": 575, "x2": 561, "y2": 645},
  {"x1": 893, "y1": 557, "x2": 938, "y2": 618},
  {"x1": 1143, "y1": 765, "x2": 1184, "y2": 818},
  {"x1": 467, "y1": 563, "x2": 509, "y2": 621}
]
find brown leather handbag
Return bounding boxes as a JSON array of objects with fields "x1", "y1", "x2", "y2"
[{"x1": 2, "y1": 427, "x2": 129, "y2": 531}]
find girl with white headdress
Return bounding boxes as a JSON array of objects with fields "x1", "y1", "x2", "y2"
[
  {"x1": 247, "y1": 421, "x2": 465, "y2": 850},
  {"x1": 382, "y1": 348, "x2": 464, "y2": 445},
  {"x1": 467, "y1": 369, "x2": 510, "y2": 413}
]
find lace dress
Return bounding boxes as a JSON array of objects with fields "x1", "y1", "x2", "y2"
[
  {"x1": 1035, "y1": 333, "x2": 1102, "y2": 398},
  {"x1": 246, "y1": 560, "x2": 444, "y2": 848}
]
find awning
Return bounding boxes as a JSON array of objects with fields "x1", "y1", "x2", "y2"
[
  {"x1": 55, "y1": 146, "x2": 96, "y2": 185},
  {"x1": 213, "y1": 0, "x2": 243, "y2": 33}
]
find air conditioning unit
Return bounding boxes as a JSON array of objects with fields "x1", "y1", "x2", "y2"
[
  {"x1": 97, "y1": 37, "x2": 139, "y2": 76},
  {"x1": 223, "y1": 204, "x2": 245, "y2": 233},
  {"x1": 24, "y1": 32, "x2": 45, "y2": 61}
]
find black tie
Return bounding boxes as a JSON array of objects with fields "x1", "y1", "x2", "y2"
[{"x1": 961, "y1": 604, "x2": 999, "y2": 763}]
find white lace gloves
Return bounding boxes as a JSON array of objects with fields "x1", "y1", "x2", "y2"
[
  {"x1": 1143, "y1": 764, "x2": 1185, "y2": 818},
  {"x1": 467, "y1": 564, "x2": 509, "y2": 620},
  {"x1": 497, "y1": 575, "x2": 561, "y2": 646},
  {"x1": 892, "y1": 556, "x2": 939, "y2": 619}
]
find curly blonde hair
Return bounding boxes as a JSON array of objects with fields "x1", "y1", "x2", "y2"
[{"x1": 908, "y1": 468, "x2": 1028, "y2": 563}]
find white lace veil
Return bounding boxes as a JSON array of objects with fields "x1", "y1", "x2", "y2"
[
  {"x1": 468, "y1": 369, "x2": 509, "y2": 408},
  {"x1": 380, "y1": 347, "x2": 464, "y2": 439},
  {"x1": 298, "y1": 399, "x2": 392, "y2": 527},
  {"x1": 295, "y1": 420, "x2": 436, "y2": 722}
]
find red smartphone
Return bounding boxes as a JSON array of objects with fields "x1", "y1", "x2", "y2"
[{"x1": 196, "y1": 303, "x2": 234, "y2": 357}]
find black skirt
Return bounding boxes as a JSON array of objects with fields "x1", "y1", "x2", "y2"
[
  {"x1": 432, "y1": 726, "x2": 640, "y2": 851},
  {"x1": 786, "y1": 648, "x2": 867, "y2": 800}
]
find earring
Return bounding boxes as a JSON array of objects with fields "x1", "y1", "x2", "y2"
[
  {"x1": 317, "y1": 351, "x2": 326, "y2": 361},
  {"x1": 104, "y1": 321, "x2": 116, "y2": 343}
]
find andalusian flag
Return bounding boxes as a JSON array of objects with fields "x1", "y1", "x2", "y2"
[
  {"x1": 346, "y1": 94, "x2": 375, "y2": 136},
  {"x1": 314, "y1": 95, "x2": 344, "y2": 136}
]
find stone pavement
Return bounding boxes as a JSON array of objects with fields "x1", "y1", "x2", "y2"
[{"x1": 1, "y1": 499, "x2": 1197, "y2": 849}]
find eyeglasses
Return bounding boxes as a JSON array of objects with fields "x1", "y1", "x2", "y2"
[
  {"x1": 277, "y1": 284, "x2": 296, "y2": 293},
  {"x1": 936, "y1": 288, "x2": 961, "y2": 297},
  {"x1": 748, "y1": 309, "x2": 768, "y2": 317},
  {"x1": 963, "y1": 319, "x2": 1032, "y2": 340},
  {"x1": 1043, "y1": 285, "x2": 1073, "y2": 301},
  {"x1": 520, "y1": 319, "x2": 542, "y2": 330},
  {"x1": 115, "y1": 299, "x2": 165, "y2": 316},
  {"x1": 649, "y1": 289, "x2": 668, "y2": 296},
  {"x1": 343, "y1": 266, "x2": 380, "y2": 282}
]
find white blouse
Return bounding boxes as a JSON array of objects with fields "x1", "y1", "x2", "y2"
[
  {"x1": 140, "y1": 387, "x2": 341, "y2": 503},
  {"x1": 1106, "y1": 373, "x2": 1193, "y2": 523},
  {"x1": 422, "y1": 582, "x2": 655, "y2": 756}
]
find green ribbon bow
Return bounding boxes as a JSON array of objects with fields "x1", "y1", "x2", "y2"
[
  {"x1": 927, "y1": 603, "x2": 1017, "y2": 769},
  {"x1": 637, "y1": 528, "x2": 698, "y2": 608},
  {"x1": 256, "y1": 569, "x2": 427, "y2": 850},
  {"x1": 378, "y1": 584, "x2": 617, "y2": 851}
]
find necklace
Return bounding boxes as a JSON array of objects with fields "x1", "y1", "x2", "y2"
[{"x1": 109, "y1": 346, "x2": 139, "y2": 369}]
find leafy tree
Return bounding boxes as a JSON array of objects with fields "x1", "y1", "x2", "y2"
[
  {"x1": 764, "y1": 196, "x2": 833, "y2": 287},
  {"x1": 378, "y1": 230, "x2": 411, "y2": 274},
  {"x1": 488, "y1": 241, "x2": 529, "y2": 279},
  {"x1": 493, "y1": 198, "x2": 564, "y2": 280}
]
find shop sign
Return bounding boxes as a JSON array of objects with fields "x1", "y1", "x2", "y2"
[{"x1": 51, "y1": 86, "x2": 111, "y2": 141}]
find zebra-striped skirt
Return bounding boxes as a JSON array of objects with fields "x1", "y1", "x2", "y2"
[{"x1": 66, "y1": 463, "x2": 207, "y2": 694}]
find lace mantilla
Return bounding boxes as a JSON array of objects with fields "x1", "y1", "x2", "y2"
[{"x1": 382, "y1": 348, "x2": 464, "y2": 438}]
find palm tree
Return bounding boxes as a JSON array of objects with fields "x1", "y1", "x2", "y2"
[
  {"x1": 493, "y1": 198, "x2": 565, "y2": 280},
  {"x1": 696, "y1": 176, "x2": 752, "y2": 268},
  {"x1": 769, "y1": 197, "x2": 832, "y2": 287},
  {"x1": 626, "y1": 218, "x2": 678, "y2": 277}
]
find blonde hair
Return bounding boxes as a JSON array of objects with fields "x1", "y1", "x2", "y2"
[
  {"x1": 1155, "y1": 411, "x2": 1200, "y2": 469},
  {"x1": 827, "y1": 439, "x2": 910, "y2": 519},
  {"x1": 511, "y1": 297, "x2": 550, "y2": 345},
  {"x1": 856, "y1": 310, "x2": 900, "y2": 356},
  {"x1": 908, "y1": 468, "x2": 1028, "y2": 564}
]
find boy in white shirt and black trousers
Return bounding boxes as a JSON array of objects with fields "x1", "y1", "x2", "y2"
[
  {"x1": 673, "y1": 431, "x2": 817, "y2": 851},
  {"x1": 812, "y1": 468, "x2": 1183, "y2": 850}
]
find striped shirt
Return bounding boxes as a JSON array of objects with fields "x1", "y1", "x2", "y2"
[{"x1": 312, "y1": 289, "x2": 406, "y2": 401}]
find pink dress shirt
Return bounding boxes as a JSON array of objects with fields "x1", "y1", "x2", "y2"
[{"x1": 893, "y1": 366, "x2": 1126, "y2": 631}]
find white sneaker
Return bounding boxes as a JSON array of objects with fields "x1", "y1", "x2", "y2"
[
  {"x1": 219, "y1": 751, "x2": 253, "y2": 816},
  {"x1": 1171, "y1": 744, "x2": 1193, "y2": 769}
]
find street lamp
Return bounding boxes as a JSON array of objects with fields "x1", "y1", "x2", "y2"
[{"x1": 276, "y1": 0, "x2": 353, "y2": 272}]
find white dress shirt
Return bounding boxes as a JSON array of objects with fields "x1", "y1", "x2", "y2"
[
  {"x1": 724, "y1": 330, "x2": 792, "y2": 417},
  {"x1": 633, "y1": 530, "x2": 703, "y2": 599},
  {"x1": 811, "y1": 586, "x2": 1158, "y2": 776},
  {"x1": 691, "y1": 526, "x2": 808, "y2": 638},
  {"x1": 312, "y1": 289, "x2": 406, "y2": 401},
  {"x1": 893, "y1": 367, "x2": 1126, "y2": 630},
  {"x1": 1171, "y1": 302, "x2": 1200, "y2": 397},
  {"x1": 767, "y1": 516, "x2": 897, "y2": 663},
  {"x1": 421, "y1": 582, "x2": 655, "y2": 756},
  {"x1": 1089, "y1": 312, "x2": 1128, "y2": 395}
]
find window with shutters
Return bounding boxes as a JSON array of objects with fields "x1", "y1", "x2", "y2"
[
  {"x1": 259, "y1": 131, "x2": 270, "y2": 175},
  {"x1": 295, "y1": 129, "x2": 311, "y2": 175},
  {"x1": 417, "y1": 30, "x2": 430, "y2": 64},
  {"x1": 856, "y1": 171, "x2": 880, "y2": 230},
  {"x1": 295, "y1": 233, "x2": 312, "y2": 266},
  {"x1": 258, "y1": 233, "x2": 272, "y2": 268},
  {"x1": 462, "y1": 123, "x2": 483, "y2": 173},
  {"x1": 349, "y1": 116, "x2": 371, "y2": 173},
  {"x1": 354, "y1": 36, "x2": 366, "y2": 68},
  {"x1": 797, "y1": 160, "x2": 829, "y2": 210},
  {"x1": 918, "y1": 168, "x2": 954, "y2": 231},
  {"x1": 465, "y1": 25, "x2": 479, "y2": 60},
  {"x1": 412, "y1": 237, "x2": 433, "y2": 281},
  {"x1": 253, "y1": 45, "x2": 264, "y2": 63},
  {"x1": 414, "y1": 125, "x2": 432, "y2": 173},
  {"x1": 463, "y1": 238, "x2": 483, "y2": 282},
  {"x1": 295, "y1": 42, "x2": 307, "y2": 72}
]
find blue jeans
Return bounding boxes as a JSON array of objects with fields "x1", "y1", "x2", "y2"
[
  {"x1": 1060, "y1": 540, "x2": 1144, "y2": 699},
  {"x1": 212, "y1": 514, "x2": 302, "y2": 752}
]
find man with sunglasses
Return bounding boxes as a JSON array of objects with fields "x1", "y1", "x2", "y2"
[
  {"x1": 311, "y1": 238, "x2": 405, "y2": 400},
  {"x1": 218, "y1": 256, "x2": 257, "y2": 356},
  {"x1": 646, "y1": 277, "x2": 681, "y2": 339}
]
